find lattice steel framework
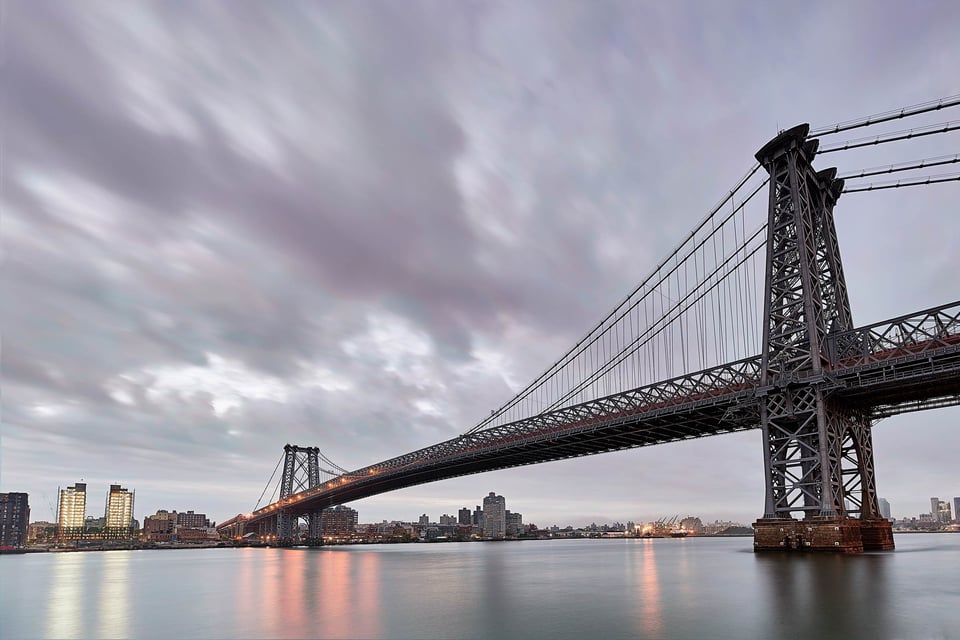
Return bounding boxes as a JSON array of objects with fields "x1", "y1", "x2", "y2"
[
  {"x1": 278, "y1": 444, "x2": 322, "y2": 542},
  {"x1": 756, "y1": 124, "x2": 879, "y2": 519}
]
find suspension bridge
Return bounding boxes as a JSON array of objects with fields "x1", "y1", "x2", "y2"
[{"x1": 218, "y1": 96, "x2": 960, "y2": 552}]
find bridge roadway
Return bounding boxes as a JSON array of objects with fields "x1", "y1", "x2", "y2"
[{"x1": 226, "y1": 301, "x2": 960, "y2": 530}]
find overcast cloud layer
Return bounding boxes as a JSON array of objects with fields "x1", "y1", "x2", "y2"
[{"x1": 2, "y1": 1, "x2": 959, "y2": 527}]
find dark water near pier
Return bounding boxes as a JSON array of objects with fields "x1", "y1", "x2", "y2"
[{"x1": 2, "y1": 534, "x2": 958, "y2": 639}]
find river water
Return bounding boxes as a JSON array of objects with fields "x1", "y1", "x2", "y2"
[{"x1": 2, "y1": 534, "x2": 958, "y2": 640}]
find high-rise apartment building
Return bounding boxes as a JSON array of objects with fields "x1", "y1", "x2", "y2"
[
  {"x1": 57, "y1": 483, "x2": 87, "y2": 540},
  {"x1": 0, "y1": 493, "x2": 30, "y2": 548},
  {"x1": 954, "y1": 498, "x2": 959, "y2": 524},
  {"x1": 458, "y1": 508, "x2": 472, "y2": 526},
  {"x1": 930, "y1": 497, "x2": 939, "y2": 520},
  {"x1": 103, "y1": 485, "x2": 135, "y2": 539},
  {"x1": 482, "y1": 492, "x2": 506, "y2": 538},
  {"x1": 878, "y1": 498, "x2": 891, "y2": 520}
]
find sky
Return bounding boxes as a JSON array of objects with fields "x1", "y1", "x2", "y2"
[{"x1": 2, "y1": 1, "x2": 959, "y2": 529}]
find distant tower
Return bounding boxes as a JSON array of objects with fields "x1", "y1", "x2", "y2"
[
  {"x1": 458, "y1": 507, "x2": 472, "y2": 526},
  {"x1": 482, "y1": 492, "x2": 506, "y2": 538},
  {"x1": 877, "y1": 498, "x2": 891, "y2": 521},
  {"x1": 930, "y1": 497, "x2": 939, "y2": 520},
  {"x1": 57, "y1": 483, "x2": 87, "y2": 541},
  {"x1": 954, "y1": 498, "x2": 960, "y2": 524},
  {"x1": 103, "y1": 485, "x2": 135, "y2": 539}
]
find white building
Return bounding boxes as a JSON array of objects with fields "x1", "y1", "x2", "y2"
[
  {"x1": 104, "y1": 484, "x2": 135, "y2": 537},
  {"x1": 57, "y1": 483, "x2": 87, "y2": 540},
  {"x1": 482, "y1": 492, "x2": 506, "y2": 538}
]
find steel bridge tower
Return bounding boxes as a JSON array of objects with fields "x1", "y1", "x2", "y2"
[
  {"x1": 256, "y1": 444, "x2": 326, "y2": 545},
  {"x1": 753, "y1": 124, "x2": 894, "y2": 552}
]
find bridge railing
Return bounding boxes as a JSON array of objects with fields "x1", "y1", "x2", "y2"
[{"x1": 826, "y1": 300, "x2": 960, "y2": 368}]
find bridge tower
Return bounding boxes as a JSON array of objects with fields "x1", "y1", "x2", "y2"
[
  {"x1": 753, "y1": 124, "x2": 894, "y2": 552},
  {"x1": 272, "y1": 444, "x2": 324, "y2": 546}
]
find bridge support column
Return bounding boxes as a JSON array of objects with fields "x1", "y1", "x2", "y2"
[{"x1": 753, "y1": 124, "x2": 893, "y2": 553}]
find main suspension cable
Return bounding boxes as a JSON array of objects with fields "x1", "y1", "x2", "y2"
[
  {"x1": 463, "y1": 163, "x2": 764, "y2": 435},
  {"x1": 842, "y1": 171, "x2": 960, "y2": 193},
  {"x1": 837, "y1": 154, "x2": 960, "y2": 180},
  {"x1": 819, "y1": 120, "x2": 960, "y2": 154},
  {"x1": 810, "y1": 94, "x2": 960, "y2": 138},
  {"x1": 254, "y1": 453, "x2": 284, "y2": 511}
]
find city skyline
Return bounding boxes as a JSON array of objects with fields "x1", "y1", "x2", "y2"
[{"x1": 2, "y1": 2, "x2": 959, "y2": 528}]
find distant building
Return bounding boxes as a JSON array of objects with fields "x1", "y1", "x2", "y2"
[
  {"x1": 878, "y1": 498, "x2": 892, "y2": 520},
  {"x1": 143, "y1": 510, "x2": 176, "y2": 542},
  {"x1": 937, "y1": 500, "x2": 952, "y2": 524},
  {"x1": 103, "y1": 485, "x2": 135, "y2": 539},
  {"x1": 57, "y1": 483, "x2": 87, "y2": 540},
  {"x1": 505, "y1": 510, "x2": 523, "y2": 537},
  {"x1": 473, "y1": 505, "x2": 483, "y2": 529},
  {"x1": 930, "y1": 497, "x2": 952, "y2": 525},
  {"x1": 482, "y1": 492, "x2": 506, "y2": 538},
  {"x1": 0, "y1": 493, "x2": 30, "y2": 548},
  {"x1": 954, "y1": 498, "x2": 960, "y2": 523},
  {"x1": 458, "y1": 507, "x2": 472, "y2": 526},
  {"x1": 419, "y1": 513, "x2": 430, "y2": 525},
  {"x1": 321, "y1": 505, "x2": 358, "y2": 536},
  {"x1": 680, "y1": 517, "x2": 705, "y2": 534},
  {"x1": 176, "y1": 510, "x2": 210, "y2": 529}
]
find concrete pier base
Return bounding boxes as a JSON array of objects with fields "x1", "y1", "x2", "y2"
[
  {"x1": 859, "y1": 518, "x2": 895, "y2": 551},
  {"x1": 753, "y1": 516, "x2": 894, "y2": 553}
]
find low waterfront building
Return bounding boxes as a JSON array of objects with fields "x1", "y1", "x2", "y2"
[{"x1": 321, "y1": 505, "x2": 358, "y2": 536}]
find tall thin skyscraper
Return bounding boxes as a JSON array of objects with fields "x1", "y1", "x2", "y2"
[
  {"x1": 482, "y1": 492, "x2": 506, "y2": 539},
  {"x1": 58, "y1": 483, "x2": 87, "y2": 540},
  {"x1": 103, "y1": 484, "x2": 135, "y2": 539},
  {"x1": 954, "y1": 498, "x2": 959, "y2": 524},
  {"x1": 930, "y1": 497, "x2": 939, "y2": 520},
  {"x1": 878, "y1": 498, "x2": 891, "y2": 521}
]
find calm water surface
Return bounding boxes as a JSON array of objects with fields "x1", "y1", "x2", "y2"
[{"x1": 2, "y1": 534, "x2": 958, "y2": 639}]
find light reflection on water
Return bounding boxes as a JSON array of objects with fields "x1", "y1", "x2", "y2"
[{"x1": 2, "y1": 535, "x2": 957, "y2": 639}]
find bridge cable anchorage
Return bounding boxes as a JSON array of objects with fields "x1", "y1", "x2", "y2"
[
  {"x1": 817, "y1": 119, "x2": 960, "y2": 154},
  {"x1": 837, "y1": 153, "x2": 960, "y2": 180},
  {"x1": 809, "y1": 93, "x2": 960, "y2": 138},
  {"x1": 842, "y1": 171, "x2": 960, "y2": 193}
]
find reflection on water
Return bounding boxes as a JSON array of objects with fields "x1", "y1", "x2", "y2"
[
  {"x1": 757, "y1": 552, "x2": 895, "y2": 640},
  {"x1": 96, "y1": 553, "x2": 130, "y2": 638},
  {"x1": 46, "y1": 554, "x2": 86, "y2": 638},
  {"x1": 2, "y1": 535, "x2": 956, "y2": 639},
  {"x1": 632, "y1": 540, "x2": 663, "y2": 637}
]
